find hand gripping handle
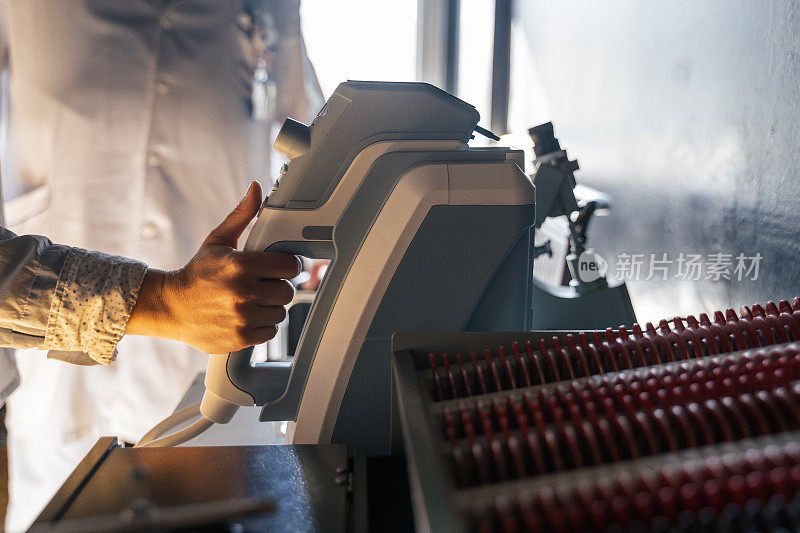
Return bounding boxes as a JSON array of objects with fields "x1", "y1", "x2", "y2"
[
  {"x1": 201, "y1": 278, "x2": 323, "y2": 423},
  {"x1": 202, "y1": 198, "x2": 334, "y2": 423}
]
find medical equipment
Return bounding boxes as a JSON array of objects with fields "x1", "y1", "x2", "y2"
[
  {"x1": 48, "y1": 82, "x2": 800, "y2": 532},
  {"x1": 527, "y1": 121, "x2": 636, "y2": 330},
  {"x1": 139, "y1": 81, "x2": 538, "y2": 453}
]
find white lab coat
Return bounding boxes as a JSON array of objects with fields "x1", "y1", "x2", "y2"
[{"x1": 0, "y1": 1, "x2": 321, "y2": 530}]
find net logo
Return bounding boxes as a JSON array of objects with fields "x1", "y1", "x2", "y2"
[{"x1": 577, "y1": 250, "x2": 608, "y2": 283}]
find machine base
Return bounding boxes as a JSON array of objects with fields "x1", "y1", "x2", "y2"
[
  {"x1": 32, "y1": 439, "x2": 349, "y2": 532},
  {"x1": 529, "y1": 277, "x2": 637, "y2": 330}
]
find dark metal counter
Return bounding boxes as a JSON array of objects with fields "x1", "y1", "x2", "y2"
[{"x1": 31, "y1": 438, "x2": 348, "y2": 532}]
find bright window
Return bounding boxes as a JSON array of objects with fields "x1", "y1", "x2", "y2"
[{"x1": 300, "y1": 0, "x2": 419, "y2": 98}]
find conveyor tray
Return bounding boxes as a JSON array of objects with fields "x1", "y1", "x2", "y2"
[{"x1": 392, "y1": 320, "x2": 800, "y2": 532}]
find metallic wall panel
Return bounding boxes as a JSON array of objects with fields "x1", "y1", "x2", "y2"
[{"x1": 514, "y1": 1, "x2": 800, "y2": 322}]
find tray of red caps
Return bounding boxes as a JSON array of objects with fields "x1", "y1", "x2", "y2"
[{"x1": 392, "y1": 299, "x2": 800, "y2": 532}]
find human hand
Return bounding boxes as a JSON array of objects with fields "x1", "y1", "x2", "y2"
[{"x1": 126, "y1": 181, "x2": 300, "y2": 353}]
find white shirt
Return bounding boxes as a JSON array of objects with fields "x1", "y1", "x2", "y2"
[{"x1": 1, "y1": 1, "x2": 321, "y2": 529}]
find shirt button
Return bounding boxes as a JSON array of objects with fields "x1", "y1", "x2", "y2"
[
  {"x1": 141, "y1": 221, "x2": 159, "y2": 239},
  {"x1": 160, "y1": 13, "x2": 174, "y2": 29},
  {"x1": 147, "y1": 153, "x2": 161, "y2": 167},
  {"x1": 155, "y1": 80, "x2": 170, "y2": 95},
  {"x1": 237, "y1": 13, "x2": 252, "y2": 30}
]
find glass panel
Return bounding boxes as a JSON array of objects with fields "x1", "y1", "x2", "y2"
[
  {"x1": 457, "y1": 0, "x2": 495, "y2": 129},
  {"x1": 301, "y1": 0, "x2": 419, "y2": 98}
]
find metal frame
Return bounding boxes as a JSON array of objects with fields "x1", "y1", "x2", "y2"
[
  {"x1": 391, "y1": 330, "x2": 800, "y2": 531},
  {"x1": 34, "y1": 437, "x2": 120, "y2": 524},
  {"x1": 417, "y1": 0, "x2": 513, "y2": 134},
  {"x1": 490, "y1": 0, "x2": 512, "y2": 134},
  {"x1": 392, "y1": 349, "x2": 465, "y2": 533},
  {"x1": 416, "y1": 0, "x2": 460, "y2": 93}
]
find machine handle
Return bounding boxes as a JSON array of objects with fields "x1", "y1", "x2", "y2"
[
  {"x1": 201, "y1": 318, "x2": 304, "y2": 423},
  {"x1": 219, "y1": 284, "x2": 324, "y2": 417},
  {"x1": 225, "y1": 346, "x2": 294, "y2": 405},
  {"x1": 204, "y1": 194, "x2": 335, "y2": 421},
  {"x1": 231, "y1": 232, "x2": 333, "y2": 416}
]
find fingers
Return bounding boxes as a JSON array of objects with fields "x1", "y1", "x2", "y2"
[
  {"x1": 245, "y1": 303, "x2": 287, "y2": 325},
  {"x1": 244, "y1": 279, "x2": 295, "y2": 306},
  {"x1": 239, "y1": 251, "x2": 302, "y2": 280},
  {"x1": 204, "y1": 180, "x2": 263, "y2": 247},
  {"x1": 235, "y1": 305, "x2": 286, "y2": 347},
  {"x1": 244, "y1": 325, "x2": 279, "y2": 345}
]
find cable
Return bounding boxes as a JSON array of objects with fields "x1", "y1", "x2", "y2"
[
  {"x1": 135, "y1": 402, "x2": 201, "y2": 447},
  {"x1": 139, "y1": 417, "x2": 215, "y2": 448}
]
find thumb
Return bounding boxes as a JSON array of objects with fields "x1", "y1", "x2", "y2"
[{"x1": 204, "y1": 180, "x2": 263, "y2": 247}]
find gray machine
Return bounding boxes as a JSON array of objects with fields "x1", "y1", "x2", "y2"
[
  {"x1": 38, "y1": 82, "x2": 643, "y2": 531},
  {"x1": 528, "y1": 122, "x2": 636, "y2": 330},
  {"x1": 199, "y1": 81, "x2": 537, "y2": 454},
  {"x1": 142, "y1": 82, "x2": 634, "y2": 457}
]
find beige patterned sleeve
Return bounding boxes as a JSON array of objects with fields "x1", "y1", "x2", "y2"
[
  {"x1": 0, "y1": 226, "x2": 147, "y2": 366},
  {"x1": 41, "y1": 247, "x2": 147, "y2": 365}
]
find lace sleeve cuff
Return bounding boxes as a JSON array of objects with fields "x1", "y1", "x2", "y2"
[{"x1": 41, "y1": 247, "x2": 147, "y2": 365}]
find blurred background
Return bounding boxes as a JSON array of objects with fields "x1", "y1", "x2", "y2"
[{"x1": 302, "y1": 0, "x2": 800, "y2": 323}]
